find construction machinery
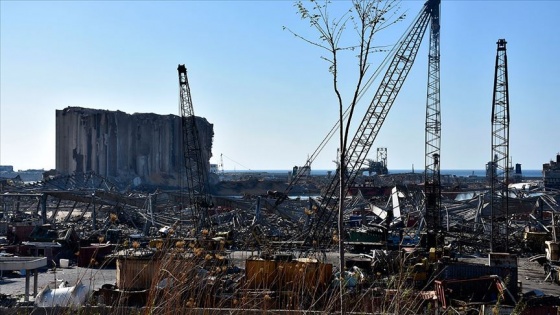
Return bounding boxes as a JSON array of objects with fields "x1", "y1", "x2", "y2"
[
  {"x1": 249, "y1": 0, "x2": 442, "y2": 257},
  {"x1": 423, "y1": 0, "x2": 442, "y2": 251},
  {"x1": 177, "y1": 64, "x2": 213, "y2": 233},
  {"x1": 301, "y1": 0, "x2": 442, "y2": 252},
  {"x1": 489, "y1": 39, "x2": 511, "y2": 253}
]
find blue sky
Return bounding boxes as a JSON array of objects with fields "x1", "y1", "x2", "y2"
[{"x1": 1, "y1": 0, "x2": 559, "y2": 172}]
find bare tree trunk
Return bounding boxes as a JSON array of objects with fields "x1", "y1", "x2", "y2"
[
  {"x1": 339, "y1": 123, "x2": 346, "y2": 315},
  {"x1": 287, "y1": 2, "x2": 406, "y2": 313}
]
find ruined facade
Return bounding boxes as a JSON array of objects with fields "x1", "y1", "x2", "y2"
[{"x1": 55, "y1": 107, "x2": 213, "y2": 188}]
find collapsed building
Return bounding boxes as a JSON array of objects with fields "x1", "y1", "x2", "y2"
[
  {"x1": 543, "y1": 154, "x2": 560, "y2": 191},
  {"x1": 55, "y1": 107, "x2": 214, "y2": 189}
]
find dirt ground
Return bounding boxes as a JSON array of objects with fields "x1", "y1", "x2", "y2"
[
  {"x1": 0, "y1": 266, "x2": 115, "y2": 299},
  {"x1": 1, "y1": 253, "x2": 559, "y2": 303}
]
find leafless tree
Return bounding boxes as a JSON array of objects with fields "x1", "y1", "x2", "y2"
[{"x1": 285, "y1": 0, "x2": 405, "y2": 312}]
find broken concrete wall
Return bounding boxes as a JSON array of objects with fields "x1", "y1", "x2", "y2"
[{"x1": 56, "y1": 107, "x2": 213, "y2": 188}]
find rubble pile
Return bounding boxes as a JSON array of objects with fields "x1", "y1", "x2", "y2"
[{"x1": 1, "y1": 171, "x2": 560, "y2": 313}]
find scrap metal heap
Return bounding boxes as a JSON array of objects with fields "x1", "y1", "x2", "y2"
[
  {"x1": 1, "y1": 171, "x2": 558, "y2": 251},
  {"x1": 1, "y1": 167, "x2": 560, "y2": 312}
]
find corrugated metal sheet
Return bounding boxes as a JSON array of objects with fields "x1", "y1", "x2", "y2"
[
  {"x1": 245, "y1": 259, "x2": 332, "y2": 291},
  {"x1": 439, "y1": 263, "x2": 518, "y2": 296},
  {"x1": 77, "y1": 244, "x2": 114, "y2": 268},
  {"x1": 117, "y1": 257, "x2": 160, "y2": 290},
  {"x1": 245, "y1": 260, "x2": 277, "y2": 290}
]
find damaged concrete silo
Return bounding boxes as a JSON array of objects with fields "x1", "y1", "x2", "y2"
[{"x1": 55, "y1": 107, "x2": 214, "y2": 188}]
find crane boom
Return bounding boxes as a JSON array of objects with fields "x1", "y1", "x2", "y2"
[
  {"x1": 304, "y1": 0, "x2": 437, "y2": 247},
  {"x1": 490, "y1": 39, "x2": 510, "y2": 253},
  {"x1": 423, "y1": 0, "x2": 442, "y2": 250},
  {"x1": 178, "y1": 64, "x2": 212, "y2": 231}
]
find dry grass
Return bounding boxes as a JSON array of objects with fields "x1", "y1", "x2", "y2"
[{"x1": 78, "y1": 237, "x2": 436, "y2": 314}]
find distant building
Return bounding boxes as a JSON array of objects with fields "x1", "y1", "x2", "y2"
[
  {"x1": 543, "y1": 154, "x2": 560, "y2": 190},
  {"x1": 486, "y1": 160, "x2": 518, "y2": 183},
  {"x1": 0, "y1": 165, "x2": 14, "y2": 173},
  {"x1": 0, "y1": 166, "x2": 44, "y2": 184},
  {"x1": 292, "y1": 165, "x2": 311, "y2": 178},
  {"x1": 365, "y1": 161, "x2": 388, "y2": 176}
]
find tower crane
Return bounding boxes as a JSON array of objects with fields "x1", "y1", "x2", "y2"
[
  {"x1": 490, "y1": 39, "x2": 510, "y2": 253},
  {"x1": 178, "y1": 64, "x2": 213, "y2": 233},
  {"x1": 301, "y1": 0, "x2": 441, "y2": 250}
]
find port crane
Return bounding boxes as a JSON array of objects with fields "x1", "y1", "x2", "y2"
[
  {"x1": 297, "y1": 0, "x2": 441, "y2": 250},
  {"x1": 489, "y1": 39, "x2": 510, "y2": 253},
  {"x1": 177, "y1": 64, "x2": 213, "y2": 233}
]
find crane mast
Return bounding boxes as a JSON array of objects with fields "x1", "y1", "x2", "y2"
[
  {"x1": 377, "y1": 147, "x2": 388, "y2": 173},
  {"x1": 304, "y1": 0, "x2": 437, "y2": 248},
  {"x1": 178, "y1": 64, "x2": 212, "y2": 231},
  {"x1": 423, "y1": 0, "x2": 442, "y2": 250},
  {"x1": 490, "y1": 39, "x2": 510, "y2": 253}
]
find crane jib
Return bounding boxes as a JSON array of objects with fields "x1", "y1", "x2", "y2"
[{"x1": 304, "y1": 2, "x2": 437, "y2": 246}]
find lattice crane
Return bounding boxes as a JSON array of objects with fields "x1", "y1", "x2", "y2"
[
  {"x1": 303, "y1": 0, "x2": 441, "y2": 249},
  {"x1": 177, "y1": 64, "x2": 212, "y2": 232},
  {"x1": 490, "y1": 39, "x2": 510, "y2": 253},
  {"x1": 423, "y1": 0, "x2": 442, "y2": 250}
]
